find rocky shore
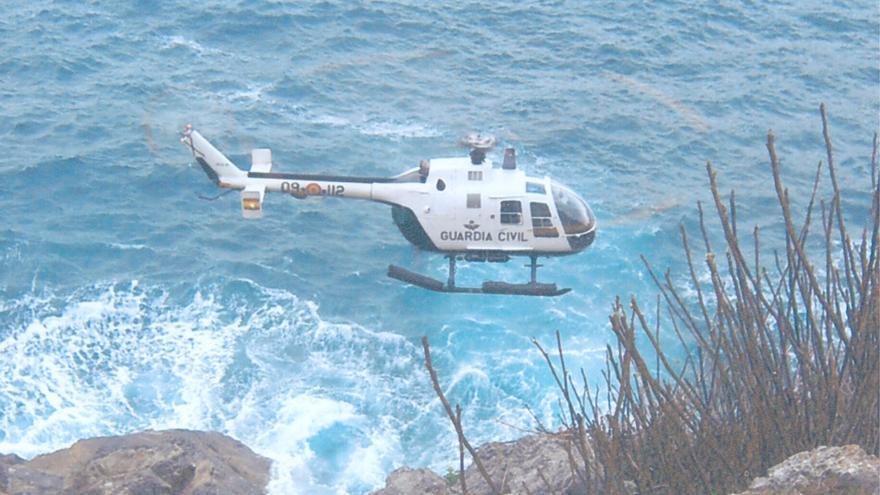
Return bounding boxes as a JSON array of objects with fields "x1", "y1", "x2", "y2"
[
  {"x1": 2, "y1": 429, "x2": 877, "y2": 494},
  {"x1": 0, "y1": 430, "x2": 270, "y2": 495},
  {"x1": 371, "y1": 433, "x2": 880, "y2": 495}
]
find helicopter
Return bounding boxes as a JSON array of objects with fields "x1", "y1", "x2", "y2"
[{"x1": 180, "y1": 125, "x2": 596, "y2": 296}]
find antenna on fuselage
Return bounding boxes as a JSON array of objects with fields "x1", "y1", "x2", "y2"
[{"x1": 502, "y1": 147, "x2": 516, "y2": 170}]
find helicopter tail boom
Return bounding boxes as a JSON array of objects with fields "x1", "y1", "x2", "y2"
[
  {"x1": 180, "y1": 125, "x2": 248, "y2": 189},
  {"x1": 182, "y1": 126, "x2": 405, "y2": 219}
]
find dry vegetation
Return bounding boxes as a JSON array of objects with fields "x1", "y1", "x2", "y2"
[{"x1": 423, "y1": 105, "x2": 879, "y2": 494}]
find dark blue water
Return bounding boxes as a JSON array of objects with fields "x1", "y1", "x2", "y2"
[{"x1": 1, "y1": 2, "x2": 877, "y2": 493}]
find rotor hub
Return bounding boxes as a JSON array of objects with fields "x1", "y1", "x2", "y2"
[{"x1": 461, "y1": 133, "x2": 496, "y2": 152}]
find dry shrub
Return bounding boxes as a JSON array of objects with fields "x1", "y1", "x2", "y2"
[{"x1": 537, "y1": 105, "x2": 879, "y2": 494}]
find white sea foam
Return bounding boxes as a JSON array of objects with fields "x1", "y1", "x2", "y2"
[
  {"x1": 108, "y1": 242, "x2": 148, "y2": 250},
  {"x1": 303, "y1": 113, "x2": 442, "y2": 140},
  {"x1": 261, "y1": 394, "x2": 359, "y2": 494},
  {"x1": 0, "y1": 280, "x2": 433, "y2": 494},
  {"x1": 0, "y1": 279, "x2": 579, "y2": 493},
  {"x1": 220, "y1": 83, "x2": 274, "y2": 104},
  {"x1": 162, "y1": 35, "x2": 218, "y2": 56},
  {"x1": 357, "y1": 121, "x2": 442, "y2": 139},
  {"x1": 343, "y1": 419, "x2": 401, "y2": 489},
  {"x1": 547, "y1": 307, "x2": 567, "y2": 320},
  {"x1": 2, "y1": 240, "x2": 24, "y2": 262},
  {"x1": 309, "y1": 114, "x2": 351, "y2": 127},
  {"x1": 448, "y1": 364, "x2": 490, "y2": 388}
]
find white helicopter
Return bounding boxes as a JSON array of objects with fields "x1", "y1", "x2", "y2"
[{"x1": 181, "y1": 125, "x2": 596, "y2": 296}]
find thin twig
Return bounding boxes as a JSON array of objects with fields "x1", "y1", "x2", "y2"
[{"x1": 422, "y1": 337, "x2": 499, "y2": 494}]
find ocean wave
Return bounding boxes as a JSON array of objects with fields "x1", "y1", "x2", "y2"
[
  {"x1": 0, "y1": 280, "x2": 428, "y2": 494},
  {"x1": 0, "y1": 277, "x2": 572, "y2": 493}
]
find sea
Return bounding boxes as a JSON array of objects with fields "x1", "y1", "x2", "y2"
[{"x1": 0, "y1": 1, "x2": 877, "y2": 493}]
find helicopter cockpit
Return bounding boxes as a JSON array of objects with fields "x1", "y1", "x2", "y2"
[{"x1": 551, "y1": 180, "x2": 596, "y2": 249}]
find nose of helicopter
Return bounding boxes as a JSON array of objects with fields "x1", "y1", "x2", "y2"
[{"x1": 551, "y1": 181, "x2": 597, "y2": 252}]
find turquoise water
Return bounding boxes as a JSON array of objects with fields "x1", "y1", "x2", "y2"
[{"x1": 0, "y1": 2, "x2": 877, "y2": 493}]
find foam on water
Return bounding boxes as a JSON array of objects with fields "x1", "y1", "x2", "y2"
[
  {"x1": 107, "y1": 242, "x2": 149, "y2": 251},
  {"x1": 309, "y1": 114, "x2": 352, "y2": 127},
  {"x1": 162, "y1": 35, "x2": 217, "y2": 56},
  {"x1": 0, "y1": 277, "x2": 564, "y2": 493},
  {"x1": 0, "y1": 280, "x2": 447, "y2": 493},
  {"x1": 357, "y1": 120, "x2": 443, "y2": 139}
]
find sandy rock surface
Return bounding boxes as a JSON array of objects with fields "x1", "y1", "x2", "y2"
[
  {"x1": 371, "y1": 432, "x2": 593, "y2": 495},
  {"x1": 0, "y1": 429, "x2": 270, "y2": 495},
  {"x1": 732, "y1": 444, "x2": 880, "y2": 495}
]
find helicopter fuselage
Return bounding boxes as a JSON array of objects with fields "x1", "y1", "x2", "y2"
[{"x1": 184, "y1": 126, "x2": 596, "y2": 268}]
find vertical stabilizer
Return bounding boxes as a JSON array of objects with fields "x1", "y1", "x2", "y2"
[{"x1": 180, "y1": 125, "x2": 246, "y2": 186}]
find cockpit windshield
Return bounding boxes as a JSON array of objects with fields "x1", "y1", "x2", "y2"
[{"x1": 551, "y1": 181, "x2": 595, "y2": 235}]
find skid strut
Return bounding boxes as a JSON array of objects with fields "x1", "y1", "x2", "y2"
[
  {"x1": 388, "y1": 254, "x2": 570, "y2": 296},
  {"x1": 448, "y1": 255, "x2": 456, "y2": 288},
  {"x1": 529, "y1": 255, "x2": 541, "y2": 284}
]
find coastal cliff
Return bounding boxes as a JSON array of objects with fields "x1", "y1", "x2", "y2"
[{"x1": 1, "y1": 429, "x2": 877, "y2": 494}]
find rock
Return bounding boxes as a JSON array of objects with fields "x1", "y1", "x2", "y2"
[
  {"x1": 0, "y1": 429, "x2": 271, "y2": 495},
  {"x1": 0, "y1": 455, "x2": 24, "y2": 495},
  {"x1": 0, "y1": 455, "x2": 24, "y2": 466},
  {"x1": 732, "y1": 444, "x2": 880, "y2": 495},
  {"x1": 371, "y1": 467, "x2": 451, "y2": 495},
  {"x1": 460, "y1": 432, "x2": 593, "y2": 495},
  {"x1": 372, "y1": 432, "x2": 598, "y2": 495}
]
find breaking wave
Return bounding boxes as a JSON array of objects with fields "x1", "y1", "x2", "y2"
[{"x1": 0, "y1": 280, "x2": 439, "y2": 494}]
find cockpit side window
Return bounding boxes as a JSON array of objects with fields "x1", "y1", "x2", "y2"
[
  {"x1": 526, "y1": 182, "x2": 546, "y2": 194},
  {"x1": 530, "y1": 202, "x2": 559, "y2": 237},
  {"x1": 500, "y1": 200, "x2": 522, "y2": 224}
]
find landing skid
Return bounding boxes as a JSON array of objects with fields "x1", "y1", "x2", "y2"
[{"x1": 387, "y1": 255, "x2": 571, "y2": 297}]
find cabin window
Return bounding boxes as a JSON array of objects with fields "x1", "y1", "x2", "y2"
[
  {"x1": 436, "y1": 179, "x2": 446, "y2": 191},
  {"x1": 526, "y1": 182, "x2": 546, "y2": 194},
  {"x1": 500, "y1": 200, "x2": 522, "y2": 224},
  {"x1": 467, "y1": 193, "x2": 481, "y2": 208},
  {"x1": 530, "y1": 202, "x2": 559, "y2": 237},
  {"x1": 468, "y1": 171, "x2": 483, "y2": 181}
]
